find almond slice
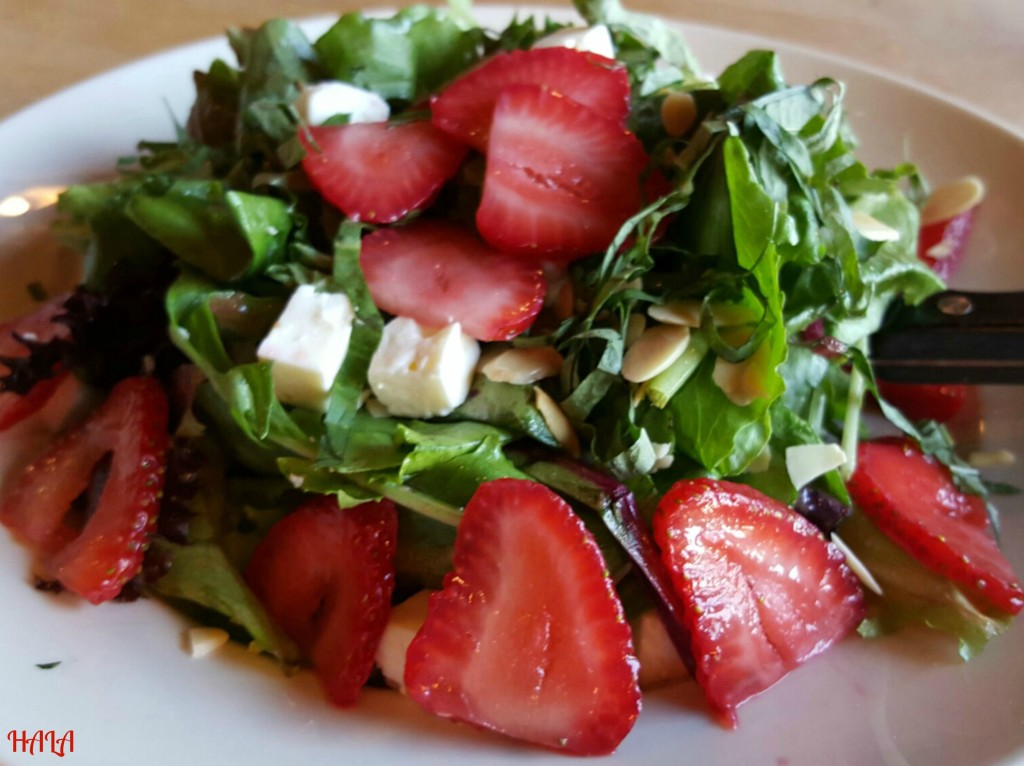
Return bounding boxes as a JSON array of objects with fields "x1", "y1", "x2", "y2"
[
  {"x1": 534, "y1": 386, "x2": 580, "y2": 457},
  {"x1": 621, "y1": 325, "x2": 691, "y2": 383},
  {"x1": 648, "y1": 300, "x2": 757, "y2": 328},
  {"x1": 648, "y1": 300, "x2": 701, "y2": 327},
  {"x1": 187, "y1": 627, "x2": 230, "y2": 658},
  {"x1": 479, "y1": 346, "x2": 563, "y2": 385},
  {"x1": 851, "y1": 210, "x2": 900, "y2": 242},
  {"x1": 921, "y1": 175, "x2": 985, "y2": 226},
  {"x1": 712, "y1": 342, "x2": 771, "y2": 407},
  {"x1": 661, "y1": 91, "x2": 698, "y2": 138},
  {"x1": 830, "y1": 534, "x2": 884, "y2": 596}
]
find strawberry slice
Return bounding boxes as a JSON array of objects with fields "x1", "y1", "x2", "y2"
[
  {"x1": 245, "y1": 496, "x2": 398, "y2": 707},
  {"x1": 431, "y1": 47, "x2": 630, "y2": 152},
  {"x1": 404, "y1": 478, "x2": 641, "y2": 755},
  {"x1": 300, "y1": 121, "x2": 468, "y2": 224},
  {"x1": 0, "y1": 376, "x2": 169, "y2": 603},
  {"x1": 875, "y1": 380, "x2": 967, "y2": 423},
  {"x1": 0, "y1": 296, "x2": 70, "y2": 433},
  {"x1": 359, "y1": 220, "x2": 545, "y2": 341},
  {"x1": 917, "y1": 176, "x2": 984, "y2": 280},
  {"x1": 653, "y1": 478, "x2": 864, "y2": 723},
  {"x1": 476, "y1": 84, "x2": 650, "y2": 260},
  {"x1": 848, "y1": 438, "x2": 1023, "y2": 614}
]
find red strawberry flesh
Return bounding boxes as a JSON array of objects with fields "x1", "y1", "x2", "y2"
[
  {"x1": 0, "y1": 376, "x2": 170, "y2": 603},
  {"x1": 404, "y1": 478, "x2": 641, "y2": 755},
  {"x1": 0, "y1": 295, "x2": 71, "y2": 433},
  {"x1": 431, "y1": 47, "x2": 630, "y2": 152},
  {"x1": 653, "y1": 478, "x2": 865, "y2": 723},
  {"x1": 917, "y1": 208, "x2": 975, "y2": 280},
  {"x1": 476, "y1": 84, "x2": 649, "y2": 260},
  {"x1": 245, "y1": 496, "x2": 398, "y2": 707},
  {"x1": 300, "y1": 121, "x2": 468, "y2": 224},
  {"x1": 359, "y1": 220, "x2": 546, "y2": 341},
  {"x1": 848, "y1": 438, "x2": 1023, "y2": 614}
]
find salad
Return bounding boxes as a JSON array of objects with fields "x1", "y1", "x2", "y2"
[{"x1": 0, "y1": 0, "x2": 1020, "y2": 756}]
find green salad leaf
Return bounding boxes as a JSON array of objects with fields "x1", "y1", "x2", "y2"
[{"x1": 36, "y1": 1, "x2": 1015, "y2": 677}]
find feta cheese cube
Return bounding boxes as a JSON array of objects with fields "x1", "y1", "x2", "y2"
[
  {"x1": 368, "y1": 317, "x2": 480, "y2": 418},
  {"x1": 257, "y1": 284, "x2": 355, "y2": 411},
  {"x1": 632, "y1": 610, "x2": 688, "y2": 688},
  {"x1": 533, "y1": 25, "x2": 615, "y2": 59},
  {"x1": 295, "y1": 81, "x2": 390, "y2": 126},
  {"x1": 375, "y1": 590, "x2": 433, "y2": 691}
]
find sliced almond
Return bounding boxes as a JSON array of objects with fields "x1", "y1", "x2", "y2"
[
  {"x1": 921, "y1": 175, "x2": 985, "y2": 225},
  {"x1": 851, "y1": 210, "x2": 900, "y2": 242},
  {"x1": 925, "y1": 239, "x2": 956, "y2": 259},
  {"x1": 621, "y1": 325, "x2": 691, "y2": 383},
  {"x1": 479, "y1": 346, "x2": 563, "y2": 385},
  {"x1": 648, "y1": 300, "x2": 701, "y2": 327},
  {"x1": 534, "y1": 386, "x2": 580, "y2": 457},
  {"x1": 661, "y1": 90, "x2": 698, "y2": 138},
  {"x1": 187, "y1": 627, "x2": 230, "y2": 659},
  {"x1": 632, "y1": 609, "x2": 689, "y2": 688},
  {"x1": 648, "y1": 300, "x2": 757, "y2": 328},
  {"x1": 375, "y1": 590, "x2": 433, "y2": 691},
  {"x1": 363, "y1": 396, "x2": 390, "y2": 418},
  {"x1": 830, "y1": 534, "x2": 884, "y2": 596},
  {"x1": 785, "y1": 443, "x2": 847, "y2": 490},
  {"x1": 712, "y1": 342, "x2": 772, "y2": 407}
]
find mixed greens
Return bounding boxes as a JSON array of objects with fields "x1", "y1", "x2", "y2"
[{"x1": 16, "y1": 0, "x2": 1018, "y2": 695}]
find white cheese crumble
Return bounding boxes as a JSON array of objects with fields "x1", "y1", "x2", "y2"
[
  {"x1": 256, "y1": 284, "x2": 354, "y2": 411},
  {"x1": 367, "y1": 317, "x2": 480, "y2": 418}
]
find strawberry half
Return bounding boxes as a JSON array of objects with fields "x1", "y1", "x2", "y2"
[
  {"x1": 245, "y1": 496, "x2": 398, "y2": 707},
  {"x1": 0, "y1": 296, "x2": 71, "y2": 433},
  {"x1": 875, "y1": 380, "x2": 967, "y2": 423},
  {"x1": 476, "y1": 84, "x2": 650, "y2": 260},
  {"x1": 653, "y1": 478, "x2": 864, "y2": 723},
  {"x1": 300, "y1": 121, "x2": 468, "y2": 224},
  {"x1": 404, "y1": 478, "x2": 641, "y2": 755},
  {"x1": 0, "y1": 376, "x2": 169, "y2": 603},
  {"x1": 359, "y1": 220, "x2": 546, "y2": 341},
  {"x1": 848, "y1": 438, "x2": 1023, "y2": 614},
  {"x1": 431, "y1": 47, "x2": 630, "y2": 152},
  {"x1": 917, "y1": 176, "x2": 984, "y2": 280}
]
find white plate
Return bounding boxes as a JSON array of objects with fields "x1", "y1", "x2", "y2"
[{"x1": 0, "y1": 6, "x2": 1021, "y2": 766}]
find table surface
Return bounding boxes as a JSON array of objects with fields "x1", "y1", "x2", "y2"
[{"x1": 1, "y1": 0, "x2": 1022, "y2": 133}]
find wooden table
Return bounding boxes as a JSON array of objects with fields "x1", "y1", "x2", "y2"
[{"x1": 2, "y1": 0, "x2": 1022, "y2": 131}]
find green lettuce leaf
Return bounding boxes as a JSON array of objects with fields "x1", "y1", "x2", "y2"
[{"x1": 315, "y1": 6, "x2": 484, "y2": 102}]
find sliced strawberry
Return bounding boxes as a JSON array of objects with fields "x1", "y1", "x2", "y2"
[
  {"x1": 917, "y1": 176, "x2": 984, "y2": 280},
  {"x1": 359, "y1": 220, "x2": 545, "y2": 341},
  {"x1": 848, "y1": 438, "x2": 1023, "y2": 614},
  {"x1": 476, "y1": 85, "x2": 650, "y2": 260},
  {"x1": 653, "y1": 478, "x2": 864, "y2": 723},
  {"x1": 918, "y1": 209, "x2": 976, "y2": 280},
  {"x1": 0, "y1": 376, "x2": 169, "y2": 603},
  {"x1": 300, "y1": 121, "x2": 468, "y2": 224},
  {"x1": 431, "y1": 47, "x2": 630, "y2": 152},
  {"x1": 404, "y1": 478, "x2": 640, "y2": 755},
  {"x1": 0, "y1": 296, "x2": 71, "y2": 433},
  {"x1": 876, "y1": 380, "x2": 967, "y2": 423},
  {"x1": 245, "y1": 496, "x2": 397, "y2": 707},
  {"x1": 0, "y1": 372, "x2": 70, "y2": 432}
]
